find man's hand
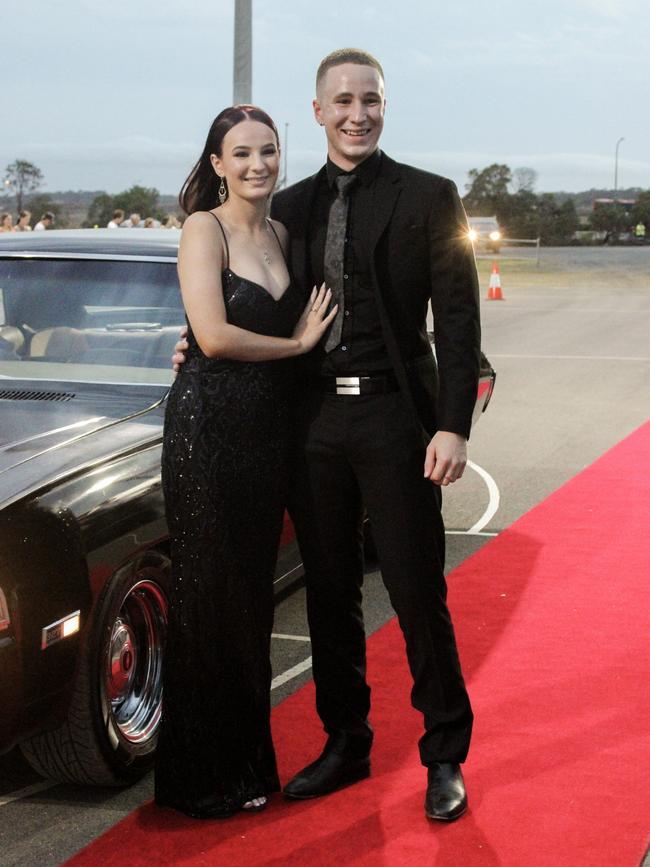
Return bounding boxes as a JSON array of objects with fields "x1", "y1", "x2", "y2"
[
  {"x1": 424, "y1": 431, "x2": 467, "y2": 486},
  {"x1": 172, "y1": 325, "x2": 189, "y2": 373}
]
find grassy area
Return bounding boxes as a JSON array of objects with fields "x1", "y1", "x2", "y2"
[
  {"x1": 475, "y1": 257, "x2": 547, "y2": 279},
  {"x1": 475, "y1": 252, "x2": 650, "y2": 291}
]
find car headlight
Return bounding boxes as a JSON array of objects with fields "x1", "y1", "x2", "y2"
[
  {"x1": 468, "y1": 229, "x2": 478, "y2": 242},
  {"x1": 0, "y1": 587, "x2": 10, "y2": 631},
  {"x1": 41, "y1": 610, "x2": 81, "y2": 649},
  {"x1": 489, "y1": 231, "x2": 501, "y2": 241}
]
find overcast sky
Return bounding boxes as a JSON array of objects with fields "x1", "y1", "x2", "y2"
[{"x1": 3, "y1": 0, "x2": 649, "y2": 197}]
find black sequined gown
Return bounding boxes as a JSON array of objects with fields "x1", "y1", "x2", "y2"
[{"x1": 155, "y1": 219, "x2": 302, "y2": 819}]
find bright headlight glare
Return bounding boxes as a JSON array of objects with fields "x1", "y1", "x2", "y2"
[
  {"x1": 0, "y1": 588, "x2": 10, "y2": 631},
  {"x1": 41, "y1": 610, "x2": 81, "y2": 649},
  {"x1": 468, "y1": 229, "x2": 478, "y2": 242},
  {"x1": 63, "y1": 613, "x2": 80, "y2": 637},
  {"x1": 489, "y1": 231, "x2": 501, "y2": 241}
]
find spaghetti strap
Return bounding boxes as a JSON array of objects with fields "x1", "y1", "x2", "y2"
[
  {"x1": 266, "y1": 219, "x2": 288, "y2": 267},
  {"x1": 208, "y1": 212, "x2": 230, "y2": 269}
]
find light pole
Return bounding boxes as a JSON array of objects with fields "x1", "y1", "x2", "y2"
[
  {"x1": 233, "y1": 0, "x2": 252, "y2": 104},
  {"x1": 3, "y1": 177, "x2": 15, "y2": 211},
  {"x1": 614, "y1": 136, "x2": 625, "y2": 197}
]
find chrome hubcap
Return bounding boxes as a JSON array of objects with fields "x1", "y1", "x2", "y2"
[
  {"x1": 107, "y1": 619, "x2": 137, "y2": 700},
  {"x1": 103, "y1": 578, "x2": 168, "y2": 746}
]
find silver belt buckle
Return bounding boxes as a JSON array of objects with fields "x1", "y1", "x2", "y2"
[{"x1": 335, "y1": 376, "x2": 361, "y2": 395}]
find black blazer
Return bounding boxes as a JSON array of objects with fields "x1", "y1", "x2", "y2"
[{"x1": 271, "y1": 152, "x2": 481, "y2": 441}]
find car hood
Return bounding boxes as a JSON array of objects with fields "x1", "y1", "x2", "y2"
[{"x1": 0, "y1": 381, "x2": 167, "y2": 508}]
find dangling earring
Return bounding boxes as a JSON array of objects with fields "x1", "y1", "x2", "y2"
[{"x1": 218, "y1": 176, "x2": 227, "y2": 204}]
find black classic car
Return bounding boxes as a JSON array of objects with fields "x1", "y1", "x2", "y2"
[{"x1": 0, "y1": 230, "x2": 495, "y2": 787}]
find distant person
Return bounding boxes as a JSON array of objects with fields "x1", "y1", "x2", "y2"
[
  {"x1": 144, "y1": 217, "x2": 156, "y2": 228},
  {"x1": 123, "y1": 212, "x2": 141, "y2": 228},
  {"x1": 107, "y1": 208, "x2": 125, "y2": 228},
  {"x1": 15, "y1": 210, "x2": 32, "y2": 231},
  {"x1": 162, "y1": 213, "x2": 181, "y2": 229},
  {"x1": 0, "y1": 213, "x2": 14, "y2": 232},
  {"x1": 635, "y1": 222, "x2": 646, "y2": 243},
  {"x1": 34, "y1": 212, "x2": 54, "y2": 231}
]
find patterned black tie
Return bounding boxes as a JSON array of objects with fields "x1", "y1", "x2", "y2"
[{"x1": 323, "y1": 173, "x2": 357, "y2": 352}]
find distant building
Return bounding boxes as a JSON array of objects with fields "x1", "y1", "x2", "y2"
[{"x1": 592, "y1": 198, "x2": 636, "y2": 216}]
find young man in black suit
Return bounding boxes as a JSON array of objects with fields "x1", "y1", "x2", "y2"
[
  {"x1": 270, "y1": 49, "x2": 480, "y2": 822},
  {"x1": 174, "y1": 48, "x2": 480, "y2": 821}
]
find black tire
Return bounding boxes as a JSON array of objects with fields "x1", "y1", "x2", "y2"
[{"x1": 20, "y1": 551, "x2": 170, "y2": 786}]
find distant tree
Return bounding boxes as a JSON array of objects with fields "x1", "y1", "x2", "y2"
[
  {"x1": 464, "y1": 163, "x2": 512, "y2": 216},
  {"x1": 85, "y1": 192, "x2": 115, "y2": 228},
  {"x1": 589, "y1": 203, "x2": 628, "y2": 234},
  {"x1": 537, "y1": 195, "x2": 579, "y2": 245},
  {"x1": 26, "y1": 193, "x2": 67, "y2": 228},
  {"x1": 4, "y1": 159, "x2": 44, "y2": 212},
  {"x1": 553, "y1": 198, "x2": 578, "y2": 244},
  {"x1": 113, "y1": 185, "x2": 161, "y2": 220},
  {"x1": 630, "y1": 190, "x2": 650, "y2": 226},
  {"x1": 511, "y1": 167, "x2": 537, "y2": 193},
  {"x1": 497, "y1": 189, "x2": 539, "y2": 239}
]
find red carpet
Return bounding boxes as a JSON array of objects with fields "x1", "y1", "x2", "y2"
[{"x1": 67, "y1": 423, "x2": 650, "y2": 866}]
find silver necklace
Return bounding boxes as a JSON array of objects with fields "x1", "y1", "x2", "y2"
[
  {"x1": 219, "y1": 209, "x2": 273, "y2": 264},
  {"x1": 259, "y1": 223, "x2": 273, "y2": 265}
]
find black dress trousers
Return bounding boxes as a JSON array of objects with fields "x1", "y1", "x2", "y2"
[{"x1": 288, "y1": 389, "x2": 473, "y2": 765}]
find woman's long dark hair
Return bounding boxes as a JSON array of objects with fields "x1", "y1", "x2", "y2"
[{"x1": 179, "y1": 105, "x2": 280, "y2": 215}]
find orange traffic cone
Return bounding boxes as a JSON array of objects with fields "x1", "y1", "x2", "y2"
[{"x1": 487, "y1": 261, "x2": 504, "y2": 300}]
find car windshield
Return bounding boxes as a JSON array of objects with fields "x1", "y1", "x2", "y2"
[
  {"x1": 0, "y1": 258, "x2": 183, "y2": 386},
  {"x1": 468, "y1": 218, "x2": 498, "y2": 231}
]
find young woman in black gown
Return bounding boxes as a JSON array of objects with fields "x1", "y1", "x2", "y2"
[{"x1": 155, "y1": 106, "x2": 336, "y2": 819}]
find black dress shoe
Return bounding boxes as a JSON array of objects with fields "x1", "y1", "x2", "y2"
[
  {"x1": 283, "y1": 747, "x2": 371, "y2": 799},
  {"x1": 424, "y1": 763, "x2": 467, "y2": 821}
]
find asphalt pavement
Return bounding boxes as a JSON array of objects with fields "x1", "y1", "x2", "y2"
[{"x1": 1, "y1": 245, "x2": 649, "y2": 867}]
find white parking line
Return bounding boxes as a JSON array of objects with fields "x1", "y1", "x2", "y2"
[
  {"x1": 271, "y1": 656, "x2": 313, "y2": 690},
  {"x1": 270, "y1": 464, "x2": 500, "y2": 692},
  {"x1": 465, "y1": 460, "x2": 501, "y2": 534},
  {"x1": 0, "y1": 780, "x2": 56, "y2": 807},
  {"x1": 489, "y1": 353, "x2": 650, "y2": 362},
  {"x1": 446, "y1": 530, "x2": 498, "y2": 537}
]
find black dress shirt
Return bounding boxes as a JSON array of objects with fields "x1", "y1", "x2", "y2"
[{"x1": 308, "y1": 149, "x2": 392, "y2": 375}]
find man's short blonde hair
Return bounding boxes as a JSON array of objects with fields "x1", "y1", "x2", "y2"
[{"x1": 316, "y1": 48, "x2": 384, "y2": 93}]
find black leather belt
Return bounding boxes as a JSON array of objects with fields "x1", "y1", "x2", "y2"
[{"x1": 315, "y1": 372, "x2": 399, "y2": 396}]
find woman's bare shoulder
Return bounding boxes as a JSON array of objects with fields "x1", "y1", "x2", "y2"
[
  {"x1": 178, "y1": 212, "x2": 224, "y2": 269},
  {"x1": 182, "y1": 210, "x2": 220, "y2": 232}
]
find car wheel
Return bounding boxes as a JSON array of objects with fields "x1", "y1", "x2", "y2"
[{"x1": 20, "y1": 551, "x2": 170, "y2": 786}]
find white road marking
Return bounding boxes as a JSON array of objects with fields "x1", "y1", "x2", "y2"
[
  {"x1": 465, "y1": 460, "x2": 501, "y2": 535},
  {"x1": 0, "y1": 780, "x2": 56, "y2": 807},
  {"x1": 489, "y1": 353, "x2": 650, "y2": 362},
  {"x1": 270, "y1": 464, "x2": 500, "y2": 691},
  {"x1": 446, "y1": 530, "x2": 498, "y2": 537},
  {"x1": 271, "y1": 656, "x2": 313, "y2": 690}
]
